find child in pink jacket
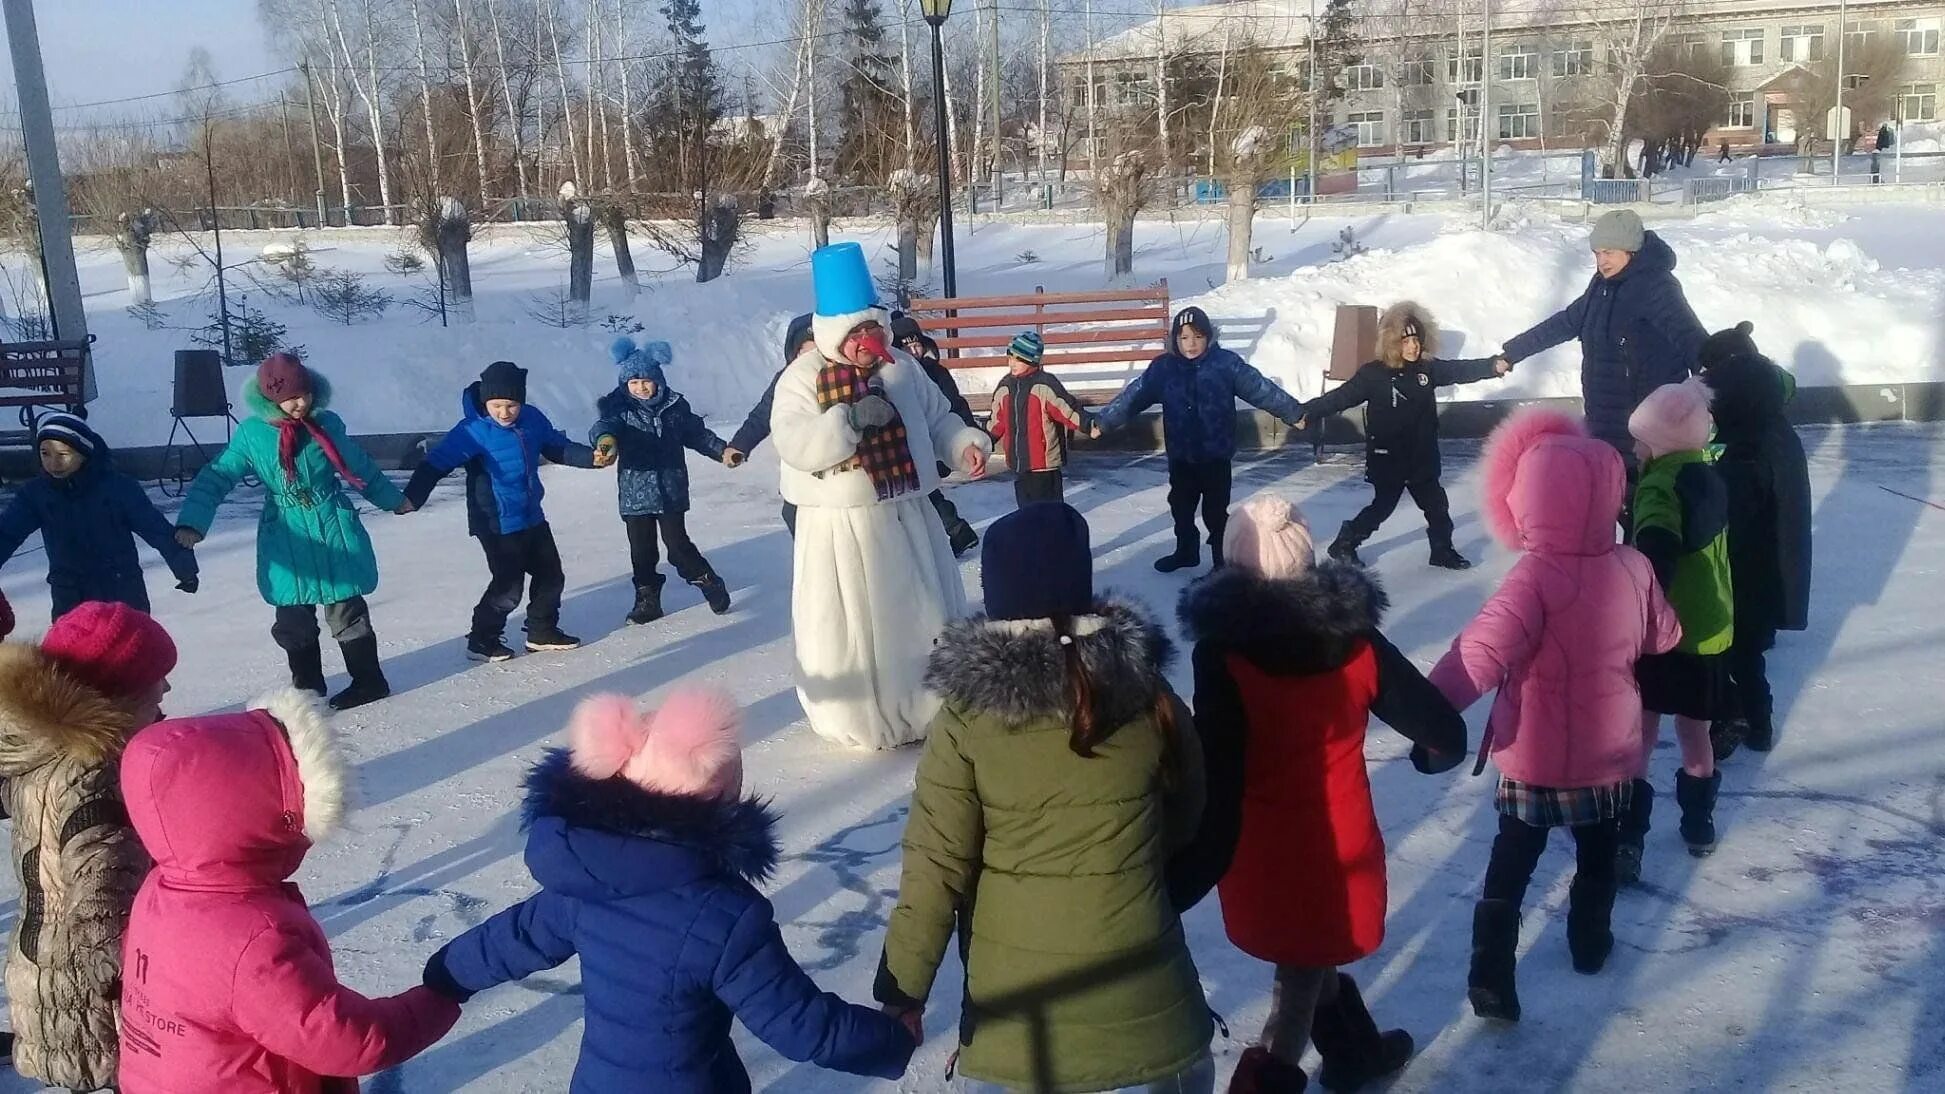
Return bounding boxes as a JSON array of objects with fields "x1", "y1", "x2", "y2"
[
  {"x1": 117, "y1": 690, "x2": 460, "y2": 1093},
  {"x1": 1428, "y1": 408, "x2": 1680, "y2": 1024}
]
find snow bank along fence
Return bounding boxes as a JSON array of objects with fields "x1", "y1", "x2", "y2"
[
  {"x1": 0, "y1": 339, "x2": 91, "y2": 450},
  {"x1": 904, "y1": 283, "x2": 1174, "y2": 416}
]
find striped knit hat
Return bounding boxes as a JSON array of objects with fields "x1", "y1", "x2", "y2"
[
  {"x1": 36, "y1": 412, "x2": 100, "y2": 457},
  {"x1": 1008, "y1": 330, "x2": 1044, "y2": 365}
]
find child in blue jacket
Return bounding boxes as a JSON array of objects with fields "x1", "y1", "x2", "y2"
[
  {"x1": 0, "y1": 413, "x2": 197, "y2": 622},
  {"x1": 404, "y1": 361, "x2": 612, "y2": 661},
  {"x1": 1095, "y1": 306, "x2": 1308, "y2": 572},
  {"x1": 592, "y1": 338, "x2": 740, "y2": 625},
  {"x1": 422, "y1": 688, "x2": 917, "y2": 1094}
]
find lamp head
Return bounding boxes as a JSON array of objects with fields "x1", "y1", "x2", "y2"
[{"x1": 921, "y1": 0, "x2": 951, "y2": 25}]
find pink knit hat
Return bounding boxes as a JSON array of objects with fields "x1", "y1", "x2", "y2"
[
  {"x1": 1222, "y1": 493, "x2": 1315, "y2": 579},
  {"x1": 1629, "y1": 376, "x2": 1715, "y2": 459},
  {"x1": 567, "y1": 686, "x2": 744, "y2": 799},
  {"x1": 41, "y1": 601, "x2": 177, "y2": 699}
]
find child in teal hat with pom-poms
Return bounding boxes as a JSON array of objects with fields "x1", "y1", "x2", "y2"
[{"x1": 592, "y1": 337, "x2": 743, "y2": 625}]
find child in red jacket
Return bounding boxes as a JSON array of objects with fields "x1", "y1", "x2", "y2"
[
  {"x1": 988, "y1": 331, "x2": 1096, "y2": 505},
  {"x1": 1173, "y1": 494, "x2": 1465, "y2": 1094},
  {"x1": 118, "y1": 691, "x2": 458, "y2": 1093}
]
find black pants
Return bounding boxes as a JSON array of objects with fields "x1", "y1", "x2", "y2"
[
  {"x1": 272, "y1": 596, "x2": 373, "y2": 652},
  {"x1": 1482, "y1": 813, "x2": 1620, "y2": 908},
  {"x1": 1725, "y1": 624, "x2": 1776, "y2": 733},
  {"x1": 472, "y1": 524, "x2": 565, "y2": 640},
  {"x1": 1340, "y1": 476, "x2": 1455, "y2": 550},
  {"x1": 1166, "y1": 459, "x2": 1232, "y2": 557},
  {"x1": 783, "y1": 490, "x2": 963, "y2": 538},
  {"x1": 626, "y1": 512, "x2": 714, "y2": 589},
  {"x1": 1014, "y1": 469, "x2": 1064, "y2": 506}
]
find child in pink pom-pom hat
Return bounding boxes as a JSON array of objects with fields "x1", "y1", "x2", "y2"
[{"x1": 422, "y1": 686, "x2": 916, "y2": 1092}]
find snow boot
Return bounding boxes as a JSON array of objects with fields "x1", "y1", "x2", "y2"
[
  {"x1": 1709, "y1": 717, "x2": 1747, "y2": 762},
  {"x1": 1311, "y1": 974, "x2": 1413, "y2": 1092},
  {"x1": 692, "y1": 573, "x2": 732, "y2": 615},
  {"x1": 524, "y1": 626, "x2": 583, "y2": 652},
  {"x1": 626, "y1": 583, "x2": 664, "y2": 626},
  {"x1": 1467, "y1": 899, "x2": 1522, "y2": 1022},
  {"x1": 1428, "y1": 545, "x2": 1472, "y2": 570},
  {"x1": 329, "y1": 636, "x2": 391, "y2": 711},
  {"x1": 467, "y1": 635, "x2": 516, "y2": 662},
  {"x1": 1327, "y1": 529, "x2": 1364, "y2": 566},
  {"x1": 287, "y1": 643, "x2": 328, "y2": 698},
  {"x1": 1743, "y1": 714, "x2": 1775, "y2": 753},
  {"x1": 947, "y1": 517, "x2": 980, "y2": 558},
  {"x1": 1227, "y1": 1046, "x2": 1307, "y2": 1093},
  {"x1": 1676, "y1": 769, "x2": 1721, "y2": 856},
  {"x1": 1154, "y1": 543, "x2": 1201, "y2": 573},
  {"x1": 1616, "y1": 778, "x2": 1654, "y2": 886},
  {"x1": 1566, "y1": 875, "x2": 1617, "y2": 974}
]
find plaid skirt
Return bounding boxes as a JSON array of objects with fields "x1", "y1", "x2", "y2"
[{"x1": 1495, "y1": 776, "x2": 1633, "y2": 828}]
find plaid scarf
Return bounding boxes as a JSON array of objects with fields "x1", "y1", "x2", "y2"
[{"x1": 814, "y1": 358, "x2": 921, "y2": 501}]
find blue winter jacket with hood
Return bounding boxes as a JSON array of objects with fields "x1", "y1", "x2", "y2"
[
  {"x1": 1502, "y1": 230, "x2": 1708, "y2": 453},
  {"x1": 591, "y1": 339, "x2": 729, "y2": 517},
  {"x1": 1096, "y1": 307, "x2": 1307, "y2": 463},
  {"x1": 0, "y1": 418, "x2": 197, "y2": 617},
  {"x1": 427, "y1": 752, "x2": 916, "y2": 1094},
  {"x1": 404, "y1": 384, "x2": 598, "y2": 537}
]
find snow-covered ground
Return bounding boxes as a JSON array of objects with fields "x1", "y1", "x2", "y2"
[
  {"x1": 29, "y1": 191, "x2": 1945, "y2": 454},
  {"x1": 2, "y1": 418, "x2": 1943, "y2": 1092}
]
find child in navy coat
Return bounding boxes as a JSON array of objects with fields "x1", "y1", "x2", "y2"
[
  {"x1": 404, "y1": 361, "x2": 613, "y2": 661},
  {"x1": 592, "y1": 338, "x2": 740, "y2": 625},
  {"x1": 0, "y1": 413, "x2": 197, "y2": 621},
  {"x1": 422, "y1": 688, "x2": 917, "y2": 1093}
]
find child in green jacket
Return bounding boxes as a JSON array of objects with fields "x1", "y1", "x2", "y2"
[{"x1": 1622, "y1": 376, "x2": 1733, "y2": 876}]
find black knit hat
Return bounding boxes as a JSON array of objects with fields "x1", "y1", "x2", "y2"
[
  {"x1": 1699, "y1": 321, "x2": 1760, "y2": 373},
  {"x1": 1172, "y1": 306, "x2": 1215, "y2": 345},
  {"x1": 479, "y1": 360, "x2": 528, "y2": 404},
  {"x1": 782, "y1": 313, "x2": 814, "y2": 361},
  {"x1": 890, "y1": 313, "x2": 923, "y2": 344},
  {"x1": 981, "y1": 502, "x2": 1094, "y2": 622},
  {"x1": 1401, "y1": 317, "x2": 1423, "y2": 341}
]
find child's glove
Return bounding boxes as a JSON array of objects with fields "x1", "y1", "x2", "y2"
[
  {"x1": 176, "y1": 576, "x2": 199, "y2": 595},
  {"x1": 593, "y1": 436, "x2": 619, "y2": 468},
  {"x1": 1410, "y1": 744, "x2": 1466, "y2": 775},
  {"x1": 848, "y1": 395, "x2": 897, "y2": 430},
  {"x1": 422, "y1": 949, "x2": 474, "y2": 1003}
]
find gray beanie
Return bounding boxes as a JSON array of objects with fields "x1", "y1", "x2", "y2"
[{"x1": 1590, "y1": 209, "x2": 1645, "y2": 253}]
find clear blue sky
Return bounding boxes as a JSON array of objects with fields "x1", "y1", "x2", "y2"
[{"x1": 0, "y1": 0, "x2": 271, "y2": 114}]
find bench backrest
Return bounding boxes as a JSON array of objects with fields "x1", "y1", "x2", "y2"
[
  {"x1": 904, "y1": 283, "x2": 1172, "y2": 407},
  {"x1": 0, "y1": 339, "x2": 89, "y2": 413}
]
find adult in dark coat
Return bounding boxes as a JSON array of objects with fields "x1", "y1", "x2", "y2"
[
  {"x1": 1497, "y1": 211, "x2": 1708, "y2": 461},
  {"x1": 1698, "y1": 323, "x2": 1811, "y2": 754}
]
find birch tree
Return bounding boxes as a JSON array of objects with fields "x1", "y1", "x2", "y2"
[
  {"x1": 328, "y1": 0, "x2": 397, "y2": 223},
  {"x1": 486, "y1": 0, "x2": 533, "y2": 195},
  {"x1": 451, "y1": 0, "x2": 494, "y2": 198},
  {"x1": 409, "y1": 0, "x2": 441, "y2": 192}
]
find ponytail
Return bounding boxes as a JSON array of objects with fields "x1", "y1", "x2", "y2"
[
  {"x1": 1056, "y1": 616, "x2": 1101, "y2": 758},
  {"x1": 1151, "y1": 688, "x2": 1181, "y2": 794}
]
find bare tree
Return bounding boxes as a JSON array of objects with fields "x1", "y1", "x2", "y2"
[
  {"x1": 486, "y1": 0, "x2": 532, "y2": 195},
  {"x1": 600, "y1": 201, "x2": 640, "y2": 299},
  {"x1": 1096, "y1": 148, "x2": 1150, "y2": 279},
  {"x1": 561, "y1": 180, "x2": 593, "y2": 322},
  {"x1": 328, "y1": 0, "x2": 398, "y2": 222},
  {"x1": 1791, "y1": 35, "x2": 1907, "y2": 155},
  {"x1": 449, "y1": 0, "x2": 495, "y2": 198},
  {"x1": 434, "y1": 195, "x2": 476, "y2": 321},
  {"x1": 1577, "y1": 0, "x2": 1686, "y2": 178}
]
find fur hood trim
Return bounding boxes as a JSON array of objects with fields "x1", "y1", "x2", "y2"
[
  {"x1": 1378, "y1": 301, "x2": 1438, "y2": 367},
  {"x1": 243, "y1": 369, "x2": 336, "y2": 422},
  {"x1": 1177, "y1": 561, "x2": 1386, "y2": 646},
  {"x1": 926, "y1": 597, "x2": 1172, "y2": 728},
  {"x1": 0, "y1": 643, "x2": 135, "y2": 774},
  {"x1": 524, "y1": 749, "x2": 781, "y2": 884},
  {"x1": 811, "y1": 306, "x2": 891, "y2": 363},
  {"x1": 253, "y1": 688, "x2": 348, "y2": 841}
]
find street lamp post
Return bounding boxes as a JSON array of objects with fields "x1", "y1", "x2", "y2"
[{"x1": 922, "y1": 0, "x2": 958, "y2": 298}]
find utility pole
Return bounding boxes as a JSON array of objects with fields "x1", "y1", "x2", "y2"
[
  {"x1": 278, "y1": 90, "x2": 299, "y2": 209},
  {"x1": 302, "y1": 60, "x2": 328, "y2": 226},
  {"x1": 985, "y1": 0, "x2": 1002, "y2": 205},
  {"x1": 1832, "y1": 0, "x2": 1848, "y2": 182},
  {"x1": 1481, "y1": 0, "x2": 1493, "y2": 228},
  {"x1": 3, "y1": 0, "x2": 92, "y2": 396},
  {"x1": 1307, "y1": 0, "x2": 1318, "y2": 204}
]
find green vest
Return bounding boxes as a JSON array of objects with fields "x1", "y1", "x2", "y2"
[{"x1": 1635, "y1": 450, "x2": 1734, "y2": 655}]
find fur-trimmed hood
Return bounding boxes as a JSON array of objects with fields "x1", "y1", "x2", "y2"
[
  {"x1": 926, "y1": 597, "x2": 1172, "y2": 730},
  {"x1": 1177, "y1": 562, "x2": 1386, "y2": 649},
  {"x1": 1378, "y1": 301, "x2": 1439, "y2": 368},
  {"x1": 521, "y1": 748, "x2": 780, "y2": 898},
  {"x1": 0, "y1": 643, "x2": 136, "y2": 775},
  {"x1": 121, "y1": 689, "x2": 347, "y2": 890},
  {"x1": 243, "y1": 369, "x2": 336, "y2": 422}
]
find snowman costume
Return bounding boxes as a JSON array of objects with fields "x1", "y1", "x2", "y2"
[{"x1": 771, "y1": 244, "x2": 992, "y2": 749}]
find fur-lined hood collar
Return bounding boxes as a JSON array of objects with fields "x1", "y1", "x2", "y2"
[
  {"x1": 1177, "y1": 562, "x2": 1386, "y2": 647},
  {"x1": 521, "y1": 749, "x2": 780, "y2": 898},
  {"x1": 243, "y1": 369, "x2": 336, "y2": 422},
  {"x1": 927, "y1": 598, "x2": 1172, "y2": 729},
  {"x1": 0, "y1": 643, "x2": 136, "y2": 775},
  {"x1": 1378, "y1": 301, "x2": 1439, "y2": 368}
]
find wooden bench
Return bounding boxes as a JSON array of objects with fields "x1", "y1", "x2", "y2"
[
  {"x1": 0, "y1": 338, "x2": 90, "y2": 447},
  {"x1": 903, "y1": 283, "x2": 1171, "y2": 413}
]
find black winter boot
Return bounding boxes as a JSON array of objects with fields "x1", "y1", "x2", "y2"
[
  {"x1": 692, "y1": 573, "x2": 732, "y2": 615},
  {"x1": 1710, "y1": 717, "x2": 1747, "y2": 762},
  {"x1": 1744, "y1": 714, "x2": 1775, "y2": 753},
  {"x1": 1328, "y1": 528, "x2": 1364, "y2": 566},
  {"x1": 1429, "y1": 545, "x2": 1473, "y2": 570},
  {"x1": 1676, "y1": 769, "x2": 1721, "y2": 856},
  {"x1": 626, "y1": 583, "x2": 664, "y2": 625},
  {"x1": 1227, "y1": 1045, "x2": 1307, "y2": 1093},
  {"x1": 1153, "y1": 543, "x2": 1201, "y2": 573},
  {"x1": 1616, "y1": 778, "x2": 1654, "y2": 886},
  {"x1": 1468, "y1": 899, "x2": 1522, "y2": 1022},
  {"x1": 1567, "y1": 875, "x2": 1617, "y2": 974},
  {"x1": 329, "y1": 636, "x2": 391, "y2": 711},
  {"x1": 947, "y1": 518, "x2": 980, "y2": 558},
  {"x1": 1311, "y1": 974, "x2": 1413, "y2": 1092},
  {"x1": 287, "y1": 643, "x2": 328, "y2": 697}
]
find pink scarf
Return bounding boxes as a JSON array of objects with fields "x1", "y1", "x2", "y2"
[{"x1": 274, "y1": 415, "x2": 365, "y2": 492}]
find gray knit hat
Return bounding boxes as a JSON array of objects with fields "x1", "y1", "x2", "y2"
[{"x1": 1589, "y1": 209, "x2": 1645, "y2": 253}]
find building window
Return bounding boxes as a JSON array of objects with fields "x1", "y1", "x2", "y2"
[
  {"x1": 1897, "y1": 18, "x2": 1941, "y2": 56},
  {"x1": 1401, "y1": 58, "x2": 1435, "y2": 86},
  {"x1": 1401, "y1": 109, "x2": 1436, "y2": 144},
  {"x1": 1903, "y1": 83, "x2": 1939, "y2": 121},
  {"x1": 1553, "y1": 41, "x2": 1593, "y2": 77},
  {"x1": 1113, "y1": 71, "x2": 1149, "y2": 106},
  {"x1": 1499, "y1": 43, "x2": 1539, "y2": 81},
  {"x1": 1348, "y1": 111, "x2": 1386, "y2": 147},
  {"x1": 1497, "y1": 103, "x2": 1540, "y2": 140},
  {"x1": 1344, "y1": 63, "x2": 1384, "y2": 91},
  {"x1": 1447, "y1": 47, "x2": 1483, "y2": 85},
  {"x1": 1446, "y1": 107, "x2": 1480, "y2": 143},
  {"x1": 1779, "y1": 24, "x2": 1825, "y2": 62},
  {"x1": 1721, "y1": 29, "x2": 1765, "y2": 67},
  {"x1": 1845, "y1": 21, "x2": 1883, "y2": 53},
  {"x1": 1726, "y1": 93, "x2": 1756, "y2": 128}
]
